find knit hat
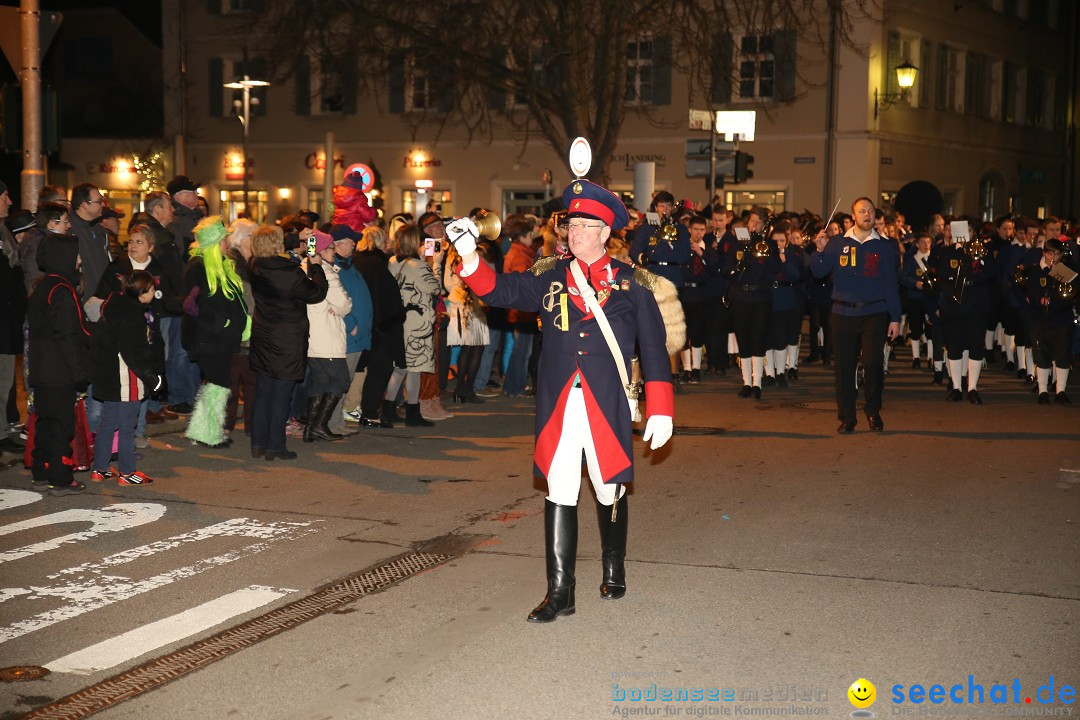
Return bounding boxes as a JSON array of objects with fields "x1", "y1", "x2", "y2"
[{"x1": 312, "y1": 229, "x2": 334, "y2": 253}]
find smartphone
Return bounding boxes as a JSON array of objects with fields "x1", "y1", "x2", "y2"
[
  {"x1": 306, "y1": 236, "x2": 317, "y2": 256},
  {"x1": 424, "y1": 238, "x2": 436, "y2": 257}
]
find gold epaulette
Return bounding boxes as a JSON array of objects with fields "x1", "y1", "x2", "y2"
[
  {"x1": 633, "y1": 268, "x2": 686, "y2": 354},
  {"x1": 529, "y1": 255, "x2": 559, "y2": 276}
]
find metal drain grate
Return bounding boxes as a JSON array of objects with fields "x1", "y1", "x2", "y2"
[{"x1": 20, "y1": 551, "x2": 454, "y2": 720}]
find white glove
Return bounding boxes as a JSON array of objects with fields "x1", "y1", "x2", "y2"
[
  {"x1": 642, "y1": 415, "x2": 673, "y2": 450},
  {"x1": 446, "y1": 218, "x2": 479, "y2": 256}
]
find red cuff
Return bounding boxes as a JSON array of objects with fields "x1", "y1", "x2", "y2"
[
  {"x1": 457, "y1": 260, "x2": 496, "y2": 296},
  {"x1": 644, "y1": 380, "x2": 674, "y2": 418}
]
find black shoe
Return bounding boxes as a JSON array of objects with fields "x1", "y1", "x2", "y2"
[
  {"x1": 945, "y1": 388, "x2": 961, "y2": 401},
  {"x1": 1004, "y1": 361, "x2": 1016, "y2": 372},
  {"x1": 527, "y1": 501, "x2": 577, "y2": 623},
  {"x1": 968, "y1": 390, "x2": 983, "y2": 405},
  {"x1": 251, "y1": 446, "x2": 265, "y2": 459},
  {"x1": 358, "y1": 416, "x2": 389, "y2": 428},
  {"x1": 837, "y1": 420, "x2": 856, "y2": 433},
  {"x1": 763, "y1": 375, "x2": 776, "y2": 387},
  {"x1": 1056, "y1": 392, "x2": 1071, "y2": 405},
  {"x1": 912, "y1": 358, "x2": 921, "y2": 369},
  {"x1": 866, "y1": 414, "x2": 884, "y2": 431},
  {"x1": 307, "y1": 394, "x2": 344, "y2": 441},
  {"x1": 738, "y1": 385, "x2": 752, "y2": 398},
  {"x1": 776, "y1": 373, "x2": 788, "y2": 388},
  {"x1": 49, "y1": 480, "x2": 87, "y2": 496},
  {"x1": 379, "y1": 401, "x2": 397, "y2": 428},
  {"x1": 752, "y1": 386, "x2": 762, "y2": 399},
  {"x1": 805, "y1": 353, "x2": 820, "y2": 364},
  {"x1": 1025, "y1": 374, "x2": 1035, "y2": 385},
  {"x1": 596, "y1": 496, "x2": 628, "y2": 600},
  {"x1": 168, "y1": 402, "x2": 194, "y2": 415},
  {"x1": 689, "y1": 369, "x2": 701, "y2": 385},
  {"x1": 679, "y1": 370, "x2": 691, "y2": 385},
  {"x1": 264, "y1": 449, "x2": 298, "y2": 461},
  {"x1": 787, "y1": 368, "x2": 798, "y2": 381},
  {"x1": 404, "y1": 403, "x2": 435, "y2": 427}
]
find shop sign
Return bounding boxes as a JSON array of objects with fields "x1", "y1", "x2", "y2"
[
  {"x1": 609, "y1": 152, "x2": 666, "y2": 172},
  {"x1": 304, "y1": 152, "x2": 345, "y2": 171},
  {"x1": 224, "y1": 154, "x2": 253, "y2": 181},
  {"x1": 404, "y1": 155, "x2": 441, "y2": 168}
]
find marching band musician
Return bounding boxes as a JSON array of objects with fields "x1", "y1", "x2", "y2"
[
  {"x1": 1025, "y1": 239, "x2": 1076, "y2": 404},
  {"x1": 900, "y1": 233, "x2": 934, "y2": 371},
  {"x1": 723, "y1": 207, "x2": 782, "y2": 399},
  {"x1": 811, "y1": 197, "x2": 901, "y2": 432},
  {"x1": 447, "y1": 180, "x2": 676, "y2": 624},
  {"x1": 931, "y1": 224, "x2": 1000, "y2": 404},
  {"x1": 764, "y1": 221, "x2": 805, "y2": 387},
  {"x1": 677, "y1": 215, "x2": 716, "y2": 384},
  {"x1": 629, "y1": 191, "x2": 691, "y2": 385}
]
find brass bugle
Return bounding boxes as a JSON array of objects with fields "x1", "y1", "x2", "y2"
[{"x1": 441, "y1": 209, "x2": 502, "y2": 241}]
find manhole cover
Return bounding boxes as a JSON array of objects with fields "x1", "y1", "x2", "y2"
[
  {"x1": 673, "y1": 426, "x2": 725, "y2": 436},
  {"x1": 0, "y1": 665, "x2": 50, "y2": 682}
]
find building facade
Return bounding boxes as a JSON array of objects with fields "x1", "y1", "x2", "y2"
[{"x1": 55, "y1": 0, "x2": 1078, "y2": 227}]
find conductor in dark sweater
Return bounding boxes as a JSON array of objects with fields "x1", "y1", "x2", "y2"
[{"x1": 811, "y1": 197, "x2": 901, "y2": 433}]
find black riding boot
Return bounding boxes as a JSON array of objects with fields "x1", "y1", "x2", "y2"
[
  {"x1": 596, "y1": 494, "x2": 628, "y2": 599},
  {"x1": 527, "y1": 500, "x2": 577, "y2": 623},
  {"x1": 404, "y1": 402, "x2": 434, "y2": 427},
  {"x1": 302, "y1": 395, "x2": 320, "y2": 443},
  {"x1": 379, "y1": 400, "x2": 397, "y2": 428},
  {"x1": 308, "y1": 394, "x2": 343, "y2": 441}
]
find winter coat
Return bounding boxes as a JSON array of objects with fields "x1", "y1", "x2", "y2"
[
  {"x1": 503, "y1": 241, "x2": 539, "y2": 328},
  {"x1": 27, "y1": 235, "x2": 91, "y2": 388},
  {"x1": 0, "y1": 226, "x2": 26, "y2": 354},
  {"x1": 334, "y1": 255, "x2": 373, "y2": 354},
  {"x1": 180, "y1": 256, "x2": 249, "y2": 359},
  {"x1": 388, "y1": 255, "x2": 440, "y2": 373},
  {"x1": 168, "y1": 203, "x2": 202, "y2": 257},
  {"x1": 354, "y1": 248, "x2": 405, "y2": 367},
  {"x1": 148, "y1": 216, "x2": 186, "y2": 318},
  {"x1": 91, "y1": 292, "x2": 164, "y2": 402},
  {"x1": 68, "y1": 212, "x2": 113, "y2": 303},
  {"x1": 307, "y1": 262, "x2": 352, "y2": 359},
  {"x1": 94, "y1": 255, "x2": 183, "y2": 318},
  {"x1": 17, "y1": 226, "x2": 45, "y2": 292},
  {"x1": 249, "y1": 254, "x2": 328, "y2": 381}
]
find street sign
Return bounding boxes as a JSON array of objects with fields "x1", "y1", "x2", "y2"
[
  {"x1": 715, "y1": 110, "x2": 757, "y2": 142},
  {"x1": 686, "y1": 156, "x2": 735, "y2": 178},
  {"x1": 686, "y1": 138, "x2": 736, "y2": 158},
  {"x1": 688, "y1": 109, "x2": 712, "y2": 131},
  {"x1": 0, "y1": 8, "x2": 63, "y2": 72}
]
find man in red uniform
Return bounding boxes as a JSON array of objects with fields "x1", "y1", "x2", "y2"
[{"x1": 448, "y1": 180, "x2": 675, "y2": 623}]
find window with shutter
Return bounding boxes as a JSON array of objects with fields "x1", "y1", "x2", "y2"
[
  {"x1": 709, "y1": 34, "x2": 734, "y2": 105},
  {"x1": 734, "y1": 33, "x2": 776, "y2": 101},
  {"x1": 625, "y1": 38, "x2": 655, "y2": 105},
  {"x1": 919, "y1": 40, "x2": 932, "y2": 108}
]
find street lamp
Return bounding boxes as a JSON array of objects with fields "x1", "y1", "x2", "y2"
[
  {"x1": 874, "y1": 61, "x2": 918, "y2": 118},
  {"x1": 223, "y1": 74, "x2": 270, "y2": 218}
]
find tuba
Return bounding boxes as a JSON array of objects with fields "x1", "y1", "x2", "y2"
[
  {"x1": 751, "y1": 212, "x2": 774, "y2": 258},
  {"x1": 964, "y1": 237, "x2": 988, "y2": 261},
  {"x1": 1056, "y1": 280, "x2": 1077, "y2": 301},
  {"x1": 1013, "y1": 264, "x2": 1028, "y2": 289}
]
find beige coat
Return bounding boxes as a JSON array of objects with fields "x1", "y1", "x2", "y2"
[{"x1": 388, "y1": 256, "x2": 440, "y2": 372}]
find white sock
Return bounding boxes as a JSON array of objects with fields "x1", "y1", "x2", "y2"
[
  {"x1": 1055, "y1": 367, "x2": 1070, "y2": 393},
  {"x1": 927, "y1": 339, "x2": 934, "y2": 361},
  {"x1": 911, "y1": 339, "x2": 921, "y2": 360},
  {"x1": 1025, "y1": 348, "x2": 1034, "y2": 374},
  {"x1": 962, "y1": 350, "x2": 969, "y2": 364},
  {"x1": 935, "y1": 360, "x2": 944, "y2": 371},
  {"x1": 883, "y1": 344, "x2": 892, "y2": 372},
  {"x1": 1037, "y1": 367, "x2": 1051, "y2": 393},
  {"x1": 763, "y1": 352, "x2": 774, "y2": 378},
  {"x1": 728, "y1": 335, "x2": 739, "y2": 354},
  {"x1": 741, "y1": 358, "x2": 752, "y2": 386},
  {"x1": 786, "y1": 344, "x2": 799, "y2": 370},
  {"x1": 1004, "y1": 335, "x2": 1015, "y2": 362},
  {"x1": 985, "y1": 330, "x2": 994, "y2": 351},
  {"x1": 1016, "y1": 346, "x2": 1026, "y2": 371},
  {"x1": 773, "y1": 349, "x2": 786, "y2": 374},
  {"x1": 681, "y1": 348, "x2": 691, "y2": 371},
  {"x1": 948, "y1": 359, "x2": 964, "y2": 389},
  {"x1": 751, "y1": 356, "x2": 765, "y2": 387},
  {"x1": 967, "y1": 358, "x2": 982, "y2": 391},
  {"x1": 817, "y1": 327, "x2": 824, "y2": 346},
  {"x1": 691, "y1": 346, "x2": 702, "y2": 370}
]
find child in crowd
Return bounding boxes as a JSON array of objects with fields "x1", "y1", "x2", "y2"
[{"x1": 89, "y1": 269, "x2": 165, "y2": 485}]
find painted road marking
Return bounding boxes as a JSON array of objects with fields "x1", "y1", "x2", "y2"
[
  {"x1": 0, "y1": 489, "x2": 43, "y2": 512},
  {"x1": 0, "y1": 517, "x2": 319, "y2": 644},
  {"x1": 0, "y1": 504, "x2": 166, "y2": 563},
  {"x1": 45, "y1": 585, "x2": 295, "y2": 675}
]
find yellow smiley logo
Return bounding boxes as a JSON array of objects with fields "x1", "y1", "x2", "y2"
[{"x1": 848, "y1": 678, "x2": 877, "y2": 709}]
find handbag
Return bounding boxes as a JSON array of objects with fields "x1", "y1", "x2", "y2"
[{"x1": 568, "y1": 261, "x2": 642, "y2": 423}]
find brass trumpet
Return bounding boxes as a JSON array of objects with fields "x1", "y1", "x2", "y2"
[
  {"x1": 752, "y1": 237, "x2": 771, "y2": 258},
  {"x1": 443, "y1": 209, "x2": 502, "y2": 240}
]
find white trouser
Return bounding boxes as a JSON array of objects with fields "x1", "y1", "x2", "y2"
[{"x1": 545, "y1": 387, "x2": 625, "y2": 507}]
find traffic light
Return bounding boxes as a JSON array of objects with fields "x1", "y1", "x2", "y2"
[{"x1": 734, "y1": 151, "x2": 754, "y2": 184}]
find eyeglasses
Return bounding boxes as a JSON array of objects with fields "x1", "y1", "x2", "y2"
[
  {"x1": 87, "y1": 199, "x2": 104, "y2": 205},
  {"x1": 566, "y1": 221, "x2": 605, "y2": 231}
]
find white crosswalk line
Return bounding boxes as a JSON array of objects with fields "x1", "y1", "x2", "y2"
[
  {"x1": 45, "y1": 585, "x2": 294, "y2": 675},
  {"x1": 0, "y1": 489, "x2": 43, "y2": 512}
]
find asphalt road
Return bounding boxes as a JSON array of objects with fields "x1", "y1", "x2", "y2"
[{"x1": 0, "y1": 353, "x2": 1077, "y2": 720}]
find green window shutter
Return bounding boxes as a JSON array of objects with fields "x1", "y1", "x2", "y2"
[
  {"x1": 294, "y1": 55, "x2": 310, "y2": 116},
  {"x1": 886, "y1": 31, "x2": 900, "y2": 96},
  {"x1": 208, "y1": 57, "x2": 224, "y2": 117},
  {"x1": 964, "y1": 52, "x2": 977, "y2": 115},
  {"x1": 340, "y1": 55, "x2": 358, "y2": 115},
  {"x1": 388, "y1": 54, "x2": 405, "y2": 114},
  {"x1": 710, "y1": 33, "x2": 733, "y2": 105},
  {"x1": 919, "y1": 40, "x2": 932, "y2": 108},
  {"x1": 935, "y1": 45, "x2": 948, "y2": 110},
  {"x1": 651, "y1": 36, "x2": 672, "y2": 106},
  {"x1": 773, "y1": 29, "x2": 797, "y2": 102}
]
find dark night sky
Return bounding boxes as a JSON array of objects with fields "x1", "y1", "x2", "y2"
[{"x1": 0, "y1": 1, "x2": 162, "y2": 45}]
